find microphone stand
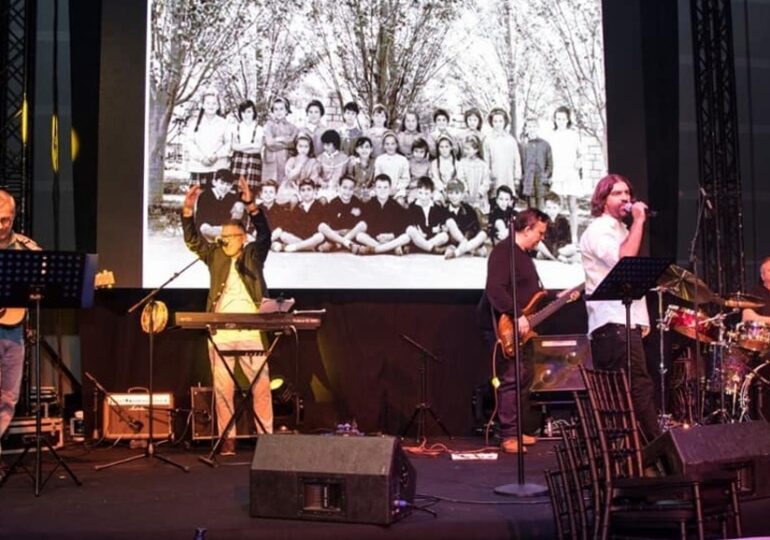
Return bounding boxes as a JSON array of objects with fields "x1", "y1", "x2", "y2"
[
  {"x1": 399, "y1": 334, "x2": 451, "y2": 442},
  {"x1": 494, "y1": 220, "x2": 547, "y2": 497},
  {"x1": 688, "y1": 188, "x2": 708, "y2": 423},
  {"x1": 95, "y1": 257, "x2": 201, "y2": 473}
]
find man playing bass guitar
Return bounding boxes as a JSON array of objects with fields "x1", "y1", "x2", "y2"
[
  {"x1": 0, "y1": 190, "x2": 40, "y2": 461},
  {"x1": 481, "y1": 208, "x2": 549, "y2": 454}
]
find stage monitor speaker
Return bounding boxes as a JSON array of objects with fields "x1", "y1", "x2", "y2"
[
  {"x1": 643, "y1": 422, "x2": 770, "y2": 500},
  {"x1": 250, "y1": 434, "x2": 416, "y2": 525},
  {"x1": 528, "y1": 334, "x2": 593, "y2": 402}
]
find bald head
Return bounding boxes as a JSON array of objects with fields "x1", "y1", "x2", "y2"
[
  {"x1": 0, "y1": 190, "x2": 15, "y2": 212},
  {"x1": 0, "y1": 190, "x2": 16, "y2": 245}
]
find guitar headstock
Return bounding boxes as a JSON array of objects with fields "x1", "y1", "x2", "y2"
[
  {"x1": 95, "y1": 270, "x2": 115, "y2": 289},
  {"x1": 565, "y1": 283, "x2": 586, "y2": 303}
]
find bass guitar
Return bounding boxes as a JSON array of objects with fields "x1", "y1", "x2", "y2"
[{"x1": 497, "y1": 283, "x2": 585, "y2": 359}]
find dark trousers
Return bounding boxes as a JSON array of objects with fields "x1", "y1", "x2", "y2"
[
  {"x1": 483, "y1": 330, "x2": 533, "y2": 438},
  {"x1": 497, "y1": 353, "x2": 534, "y2": 439},
  {"x1": 590, "y1": 324, "x2": 662, "y2": 441}
]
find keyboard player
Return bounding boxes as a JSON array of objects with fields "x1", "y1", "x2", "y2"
[{"x1": 182, "y1": 176, "x2": 273, "y2": 456}]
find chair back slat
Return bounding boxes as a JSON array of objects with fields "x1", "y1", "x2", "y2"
[{"x1": 579, "y1": 367, "x2": 645, "y2": 479}]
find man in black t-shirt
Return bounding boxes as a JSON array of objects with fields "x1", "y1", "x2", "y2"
[
  {"x1": 479, "y1": 208, "x2": 549, "y2": 454},
  {"x1": 743, "y1": 256, "x2": 770, "y2": 322},
  {"x1": 317, "y1": 176, "x2": 366, "y2": 253}
]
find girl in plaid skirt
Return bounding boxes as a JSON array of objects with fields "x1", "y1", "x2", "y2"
[{"x1": 230, "y1": 100, "x2": 264, "y2": 191}]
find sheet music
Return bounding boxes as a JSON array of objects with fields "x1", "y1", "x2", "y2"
[{"x1": 259, "y1": 297, "x2": 295, "y2": 314}]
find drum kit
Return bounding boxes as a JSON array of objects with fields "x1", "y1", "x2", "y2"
[{"x1": 656, "y1": 265, "x2": 770, "y2": 425}]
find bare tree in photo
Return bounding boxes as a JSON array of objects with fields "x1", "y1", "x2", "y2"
[
  {"x1": 148, "y1": 0, "x2": 253, "y2": 205},
  {"x1": 525, "y1": 0, "x2": 607, "y2": 162},
  {"x1": 303, "y1": 0, "x2": 462, "y2": 123},
  {"x1": 449, "y1": 0, "x2": 551, "y2": 135},
  {"x1": 213, "y1": 1, "x2": 316, "y2": 122}
]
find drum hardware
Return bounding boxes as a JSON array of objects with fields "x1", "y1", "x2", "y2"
[
  {"x1": 715, "y1": 292, "x2": 766, "y2": 310},
  {"x1": 739, "y1": 361, "x2": 770, "y2": 422},
  {"x1": 657, "y1": 265, "x2": 717, "y2": 424},
  {"x1": 653, "y1": 286, "x2": 672, "y2": 430}
]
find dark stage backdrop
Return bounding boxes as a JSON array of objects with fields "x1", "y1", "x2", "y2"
[{"x1": 72, "y1": 0, "x2": 675, "y2": 434}]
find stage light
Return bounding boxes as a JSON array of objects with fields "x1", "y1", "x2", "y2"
[
  {"x1": 269, "y1": 375, "x2": 303, "y2": 427},
  {"x1": 270, "y1": 376, "x2": 295, "y2": 404}
]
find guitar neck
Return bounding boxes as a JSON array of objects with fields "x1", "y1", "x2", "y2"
[{"x1": 528, "y1": 285, "x2": 583, "y2": 328}]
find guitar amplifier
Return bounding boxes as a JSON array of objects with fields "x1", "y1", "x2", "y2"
[
  {"x1": 1, "y1": 416, "x2": 64, "y2": 454},
  {"x1": 190, "y1": 386, "x2": 257, "y2": 440},
  {"x1": 102, "y1": 391, "x2": 174, "y2": 440},
  {"x1": 528, "y1": 334, "x2": 593, "y2": 402}
]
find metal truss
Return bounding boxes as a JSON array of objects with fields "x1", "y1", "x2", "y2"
[
  {"x1": 690, "y1": 0, "x2": 745, "y2": 295},
  {"x1": 0, "y1": 0, "x2": 33, "y2": 233}
]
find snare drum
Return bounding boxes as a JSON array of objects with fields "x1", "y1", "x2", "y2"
[
  {"x1": 664, "y1": 305, "x2": 718, "y2": 343},
  {"x1": 735, "y1": 321, "x2": 770, "y2": 353}
]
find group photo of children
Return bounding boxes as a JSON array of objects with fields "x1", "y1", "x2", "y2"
[
  {"x1": 144, "y1": 0, "x2": 605, "y2": 289},
  {"x1": 184, "y1": 97, "x2": 586, "y2": 263}
]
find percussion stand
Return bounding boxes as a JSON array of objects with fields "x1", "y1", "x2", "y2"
[{"x1": 654, "y1": 287, "x2": 671, "y2": 429}]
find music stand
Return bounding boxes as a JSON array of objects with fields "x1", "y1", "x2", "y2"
[
  {"x1": 0, "y1": 250, "x2": 96, "y2": 495},
  {"x1": 587, "y1": 257, "x2": 672, "y2": 377}
]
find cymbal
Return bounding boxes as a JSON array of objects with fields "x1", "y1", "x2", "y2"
[
  {"x1": 717, "y1": 292, "x2": 765, "y2": 309},
  {"x1": 657, "y1": 265, "x2": 716, "y2": 304}
]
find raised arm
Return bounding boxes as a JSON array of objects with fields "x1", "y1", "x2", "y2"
[
  {"x1": 181, "y1": 185, "x2": 214, "y2": 261},
  {"x1": 238, "y1": 177, "x2": 271, "y2": 265}
]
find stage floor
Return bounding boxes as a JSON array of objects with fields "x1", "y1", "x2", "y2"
[{"x1": 2, "y1": 436, "x2": 769, "y2": 540}]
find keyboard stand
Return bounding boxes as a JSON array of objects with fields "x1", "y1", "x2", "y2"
[{"x1": 199, "y1": 329, "x2": 283, "y2": 467}]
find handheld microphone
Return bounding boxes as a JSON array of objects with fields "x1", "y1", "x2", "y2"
[
  {"x1": 215, "y1": 237, "x2": 228, "y2": 247},
  {"x1": 622, "y1": 202, "x2": 658, "y2": 217}
]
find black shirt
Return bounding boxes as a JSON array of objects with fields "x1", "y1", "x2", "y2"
[
  {"x1": 487, "y1": 206, "x2": 517, "y2": 243},
  {"x1": 478, "y1": 239, "x2": 541, "y2": 333},
  {"x1": 405, "y1": 202, "x2": 449, "y2": 237},
  {"x1": 748, "y1": 283, "x2": 770, "y2": 317},
  {"x1": 195, "y1": 189, "x2": 240, "y2": 237},
  {"x1": 285, "y1": 201, "x2": 325, "y2": 238},
  {"x1": 362, "y1": 197, "x2": 407, "y2": 236},
  {"x1": 543, "y1": 215, "x2": 571, "y2": 253},
  {"x1": 446, "y1": 202, "x2": 481, "y2": 239},
  {"x1": 322, "y1": 196, "x2": 365, "y2": 230},
  {"x1": 260, "y1": 201, "x2": 290, "y2": 231}
]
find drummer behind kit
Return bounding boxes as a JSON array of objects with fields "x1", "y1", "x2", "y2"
[{"x1": 656, "y1": 264, "x2": 770, "y2": 424}]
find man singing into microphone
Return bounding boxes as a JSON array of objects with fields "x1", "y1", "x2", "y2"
[
  {"x1": 580, "y1": 174, "x2": 661, "y2": 441},
  {"x1": 182, "y1": 177, "x2": 273, "y2": 456},
  {"x1": 0, "y1": 190, "x2": 40, "y2": 463}
]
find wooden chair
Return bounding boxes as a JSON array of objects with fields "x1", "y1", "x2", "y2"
[
  {"x1": 545, "y1": 464, "x2": 574, "y2": 540},
  {"x1": 578, "y1": 366, "x2": 742, "y2": 540}
]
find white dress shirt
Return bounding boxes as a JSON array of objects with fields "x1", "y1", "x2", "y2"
[{"x1": 579, "y1": 214, "x2": 650, "y2": 334}]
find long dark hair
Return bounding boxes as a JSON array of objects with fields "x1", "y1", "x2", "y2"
[{"x1": 590, "y1": 174, "x2": 633, "y2": 217}]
